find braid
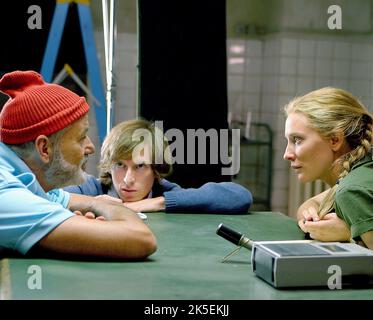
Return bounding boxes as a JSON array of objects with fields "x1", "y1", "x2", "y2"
[
  {"x1": 317, "y1": 119, "x2": 373, "y2": 219},
  {"x1": 317, "y1": 185, "x2": 337, "y2": 219}
]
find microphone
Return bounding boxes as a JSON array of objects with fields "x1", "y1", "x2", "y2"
[{"x1": 216, "y1": 223, "x2": 253, "y2": 251}]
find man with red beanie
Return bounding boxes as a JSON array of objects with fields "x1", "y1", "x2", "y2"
[{"x1": 0, "y1": 70, "x2": 156, "y2": 259}]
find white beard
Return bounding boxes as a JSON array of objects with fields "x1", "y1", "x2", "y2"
[{"x1": 44, "y1": 148, "x2": 88, "y2": 189}]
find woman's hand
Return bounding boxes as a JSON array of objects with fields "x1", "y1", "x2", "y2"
[
  {"x1": 297, "y1": 189, "x2": 331, "y2": 233},
  {"x1": 302, "y1": 212, "x2": 351, "y2": 242},
  {"x1": 297, "y1": 201, "x2": 320, "y2": 233}
]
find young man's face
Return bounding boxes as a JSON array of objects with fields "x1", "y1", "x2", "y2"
[
  {"x1": 45, "y1": 115, "x2": 95, "y2": 188},
  {"x1": 111, "y1": 158, "x2": 155, "y2": 202}
]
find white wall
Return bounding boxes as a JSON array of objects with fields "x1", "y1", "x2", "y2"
[{"x1": 227, "y1": 33, "x2": 373, "y2": 215}]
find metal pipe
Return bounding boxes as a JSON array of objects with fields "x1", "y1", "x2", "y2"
[
  {"x1": 101, "y1": 0, "x2": 116, "y2": 135},
  {"x1": 108, "y1": 0, "x2": 117, "y2": 131}
]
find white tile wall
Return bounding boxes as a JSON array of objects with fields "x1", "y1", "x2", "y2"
[
  {"x1": 228, "y1": 75, "x2": 244, "y2": 91},
  {"x1": 228, "y1": 59, "x2": 245, "y2": 74},
  {"x1": 332, "y1": 60, "x2": 350, "y2": 79},
  {"x1": 315, "y1": 77, "x2": 332, "y2": 89},
  {"x1": 315, "y1": 59, "x2": 333, "y2": 77},
  {"x1": 299, "y1": 39, "x2": 315, "y2": 58},
  {"x1": 227, "y1": 39, "x2": 264, "y2": 125},
  {"x1": 351, "y1": 62, "x2": 372, "y2": 80},
  {"x1": 332, "y1": 79, "x2": 349, "y2": 90},
  {"x1": 246, "y1": 58, "x2": 262, "y2": 75},
  {"x1": 280, "y1": 38, "x2": 298, "y2": 56},
  {"x1": 316, "y1": 40, "x2": 333, "y2": 58},
  {"x1": 245, "y1": 76, "x2": 261, "y2": 93},
  {"x1": 297, "y1": 58, "x2": 315, "y2": 76},
  {"x1": 245, "y1": 40, "x2": 262, "y2": 57},
  {"x1": 352, "y1": 43, "x2": 371, "y2": 61},
  {"x1": 278, "y1": 76, "x2": 296, "y2": 94},
  {"x1": 280, "y1": 57, "x2": 297, "y2": 75},
  {"x1": 334, "y1": 42, "x2": 351, "y2": 60},
  {"x1": 228, "y1": 34, "x2": 373, "y2": 216},
  {"x1": 296, "y1": 77, "x2": 314, "y2": 94}
]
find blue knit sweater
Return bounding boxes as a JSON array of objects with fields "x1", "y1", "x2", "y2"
[{"x1": 64, "y1": 175, "x2": 252, "y2": 214}]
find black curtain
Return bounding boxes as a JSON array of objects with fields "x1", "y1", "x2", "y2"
[{"x1": 138, "y1": 0, "x2": 229, "y2": 188}]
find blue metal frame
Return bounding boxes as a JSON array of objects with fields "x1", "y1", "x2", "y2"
[
  {"x1": 77, "y1": 3, "x2": 107, "y2": 145},
  {"x1": 40, "y1": 2, "x2": 107, "y2": 145},
  {"x1": 40, "y1": 3, "x2": 69, "y2": 82}
]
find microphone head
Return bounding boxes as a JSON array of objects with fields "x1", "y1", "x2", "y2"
[{"x1": 216, "y1": 223, "x2": 244, "y2": 246}]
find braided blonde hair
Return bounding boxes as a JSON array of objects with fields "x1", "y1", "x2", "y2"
[{"x1": 284, "y1": 87, "x2": 373, "y2": 218}]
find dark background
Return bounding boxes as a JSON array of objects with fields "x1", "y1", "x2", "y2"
[
  {"x1": 0, "y1": 1, "x2": 86, "y2": 74},
  {"x1": 0, "y1": 0, "x2": 87, "y2": 110}
]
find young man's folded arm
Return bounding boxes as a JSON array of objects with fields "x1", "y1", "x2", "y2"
[{"x1": 68, "y1": 193, "x2": 139, "y2": 221}]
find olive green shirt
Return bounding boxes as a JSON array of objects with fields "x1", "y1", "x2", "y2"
[{"x1": 335, "y1": 155, "x2": 373, "y2": 239}]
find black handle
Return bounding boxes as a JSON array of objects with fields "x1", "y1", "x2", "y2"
[{"x1": 216, "y1": 223, "x2": 244, "y2": 246}]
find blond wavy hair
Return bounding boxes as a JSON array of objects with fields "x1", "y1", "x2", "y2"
[
  {"x1": 99, "y1": 119, "x2": 173, "y2": 187},
  {"x1": 284, "y1": 87, "x2": 373, "y2": 218}
]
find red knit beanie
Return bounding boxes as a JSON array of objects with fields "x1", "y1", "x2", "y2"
[{"x1": 0, "y1": 70, "x2": 90, "y2": 144}]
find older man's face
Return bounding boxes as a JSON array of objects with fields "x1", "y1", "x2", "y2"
[{"x1": 45, "y1": 115, "x2": 95, "y2": 188}]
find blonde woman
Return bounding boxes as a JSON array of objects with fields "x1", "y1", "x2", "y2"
[
  {"x1": 283, "y1": 87, "x2": 373, "y2": 248},
  {"x1": 65, "y1": 119, "x2": 252, "y2": 213}
]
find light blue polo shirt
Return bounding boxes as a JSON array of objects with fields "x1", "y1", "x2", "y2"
[{"x1": 0, "y1": 142, "x2": 74, "y2": 255}]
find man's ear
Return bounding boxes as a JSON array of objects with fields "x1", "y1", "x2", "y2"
[
  {"x1": 34, "y1": 135, "x2": 53, "y2": 164},
  {"x1": 330, "y1": 131, "x2": 345, "y2": 152}
]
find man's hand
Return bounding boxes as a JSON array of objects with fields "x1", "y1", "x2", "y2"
[
  {"x1": 74, "y1": 210, "x2": 105, "y2": 220},
  {"x1": 39, "y1": 193, "x2": 157, "y2": 259},
  {"x1": 124, "y1": 197, "x2": 165, "y2": 213},
  {"x1": 302, "y1": 212, "x2": 351, "y2": 242}
]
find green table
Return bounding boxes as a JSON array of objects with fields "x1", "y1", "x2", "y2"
[{"x1": 1, "y1": 212, "x2": 373, "y2": 299}]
